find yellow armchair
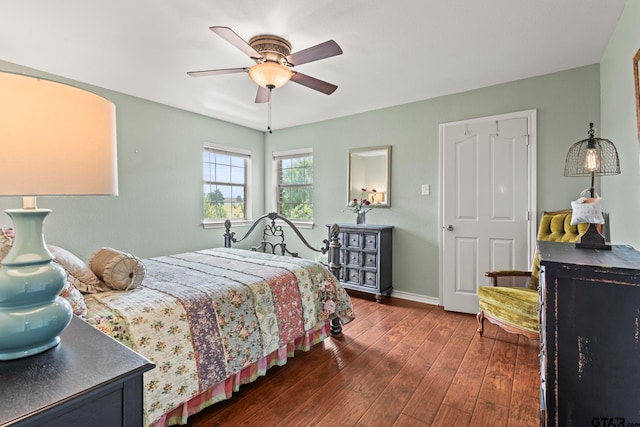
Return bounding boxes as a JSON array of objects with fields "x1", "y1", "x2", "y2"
[{"x1": 476, "y1": 209, "x2": 591, "y2": 339}]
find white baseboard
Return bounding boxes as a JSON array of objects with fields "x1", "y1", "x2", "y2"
[{"x1": 390, "y1": 290, "x2": 440, "y2": 306}]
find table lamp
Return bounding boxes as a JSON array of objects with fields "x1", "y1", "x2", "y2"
[
  {"x1": 0, "y1": 72, "x2": 117, "y2": 360},
  {"x1": 564, "y1": 122, "x2": 620, "y2": 249}
]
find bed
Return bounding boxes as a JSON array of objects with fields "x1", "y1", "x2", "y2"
[{"x1": 79, "y1": 213, "x2": 354, "y2": 426}]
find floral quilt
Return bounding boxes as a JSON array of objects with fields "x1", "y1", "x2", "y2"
[{"x1": 83, "y1": 248, "x2": 354, "y2": 426}]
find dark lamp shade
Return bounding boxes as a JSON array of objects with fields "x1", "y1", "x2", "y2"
[{"x1": 564, "y1": 126, "x2": 621, "y2": 177}]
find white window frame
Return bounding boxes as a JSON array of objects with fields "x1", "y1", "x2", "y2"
[
  {"x1": 272, "y1": 147, "x2": 314, "y2": 229},
  {"x1": 202, "y1": 142, "x2": 252, "y2": 229}
]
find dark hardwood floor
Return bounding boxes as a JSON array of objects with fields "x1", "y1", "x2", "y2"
[{"x1": 186, "y1": 292, "x2": 540, "y2": 426}]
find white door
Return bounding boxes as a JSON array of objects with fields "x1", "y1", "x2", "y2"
[{"x1": 441, "y1": 111, "x2": 535, "y2": 314}]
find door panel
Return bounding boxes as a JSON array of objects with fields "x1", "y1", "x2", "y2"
[
  {"x1": 492, "y1": 135, "x2": 516, "y2": 219},
  {"x1": 455, "y1": 238, "x2": 478, "y2": 295},
  {"x1": 455, "y1": 138, "x2": 478, "y2": 219}
]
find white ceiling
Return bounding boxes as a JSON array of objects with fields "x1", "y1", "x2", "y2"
[{"x1": 0, "y1": 0, "x2": 626, "y2": 132}]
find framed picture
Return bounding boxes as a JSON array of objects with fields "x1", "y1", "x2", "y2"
[{"x1": 635, "y1": 48, "x2": 640, "y2": 139}]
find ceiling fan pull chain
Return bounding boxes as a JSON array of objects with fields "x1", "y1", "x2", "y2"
[{"x1": 268, "y1": 86, "x2": 273, "y2": 134}]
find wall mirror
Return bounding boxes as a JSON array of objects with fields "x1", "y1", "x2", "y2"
[{"x1": 348, "y1": 146, "x2": 391, "y2": 207}]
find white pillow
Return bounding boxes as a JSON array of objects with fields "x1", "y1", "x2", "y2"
[
  {"x1": 48, "y1": 245, "x2": 109, "y2": 293},
  {"x1": 570, "y1": 197, "x2": 605, "y2": 225}
]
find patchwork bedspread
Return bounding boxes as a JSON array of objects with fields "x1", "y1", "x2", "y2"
[{"x1": 83, "y1": 248, "x2": 354, "y2": 426}]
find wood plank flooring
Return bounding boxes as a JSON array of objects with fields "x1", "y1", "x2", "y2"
[{"x1": 186, "y1": 292, "x2": 540, "y2": 426}]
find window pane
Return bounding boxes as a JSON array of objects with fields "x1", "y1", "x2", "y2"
[
  {"x1": 216, "y1": 154, "x2": 231, "y2": 165},
  {"x1": 281, "y1": 167, "x2": 292, "y2": 185},
  {"x1": 275, "y1": 152, "x2": 312, "y2": 220},
  {"x1": 203, "y1": 147, "x2": 250, "y2": 221},
  {"x1": 230, "y1": 165, "x2": 244, "y2": 184},
  {"x1": 215, "y1": 165, "x2": 231, "y2": 182}
]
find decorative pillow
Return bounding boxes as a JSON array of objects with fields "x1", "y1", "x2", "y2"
[
  {"x1": 570, "y1": 197, "x2": 605, "y2": 225},
  {"x1": 48, "y1": 245, "x2": 110, "y2": 294},
  {"x1": 0, "y1": 227, "x2": 14, "y2": 263},
  {"x1": 88, "y1": 247, "x2": 146, "y2": 291},
  {"x1": 59, "y1": 280, "x2": 88, "y2": 319}
]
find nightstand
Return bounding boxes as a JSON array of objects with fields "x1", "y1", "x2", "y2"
[
  {"x1": 329, "y1": 224, "x2": 393, "y2": 302},
  {"x1": 0, "y1": 317, "x2": 154, "y2": 427}
]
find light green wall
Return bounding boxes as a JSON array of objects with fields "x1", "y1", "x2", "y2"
[
  {"x1": 266, "y1": 65, "x2": 600, "y2": 298},
  {"x1": 600, "y1": 0, "x2": 640, "y2": 247},
  {"x1": 1, "y1": 59, "x2": 600, "y2": 300},
  {"x1": 0, "y1": 60, "x2": 265, "y2": 260}
]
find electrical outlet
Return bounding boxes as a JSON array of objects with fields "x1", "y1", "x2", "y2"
[{"x1": 421, "y1": 184, "x2": 430, "y2": 195}]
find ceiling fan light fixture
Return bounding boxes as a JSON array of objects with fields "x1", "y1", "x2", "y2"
[{"x1": 248, "y1": 62, "x2": 293, "y2": 89}]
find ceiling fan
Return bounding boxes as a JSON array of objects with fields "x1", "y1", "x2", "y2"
[{"x1": 187, "y1": 26, "x2": 343, "y2": 104}]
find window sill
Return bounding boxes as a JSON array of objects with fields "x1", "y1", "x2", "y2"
[{"x1": 201, "y1": 219, "x2": 253, "y2": 229}]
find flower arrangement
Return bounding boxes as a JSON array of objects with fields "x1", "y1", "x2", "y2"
[{"x1": 348, "y1": 188, "x2": 375, "y2": 214}]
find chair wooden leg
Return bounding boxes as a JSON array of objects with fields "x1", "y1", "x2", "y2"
[{"x1": 476, "y1": 311, "x2": 484, "y2": 337}]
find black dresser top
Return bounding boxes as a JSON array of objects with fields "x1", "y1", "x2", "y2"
[
  {"x1": 0, "y1": 317, "x2": 154, "y2": 425},
  {"x1": 538, "y1": 241, "x2": 640, "y2": 272},
  {"x1": 328, "y1": 224, "x2": 394, "y2": 230}
]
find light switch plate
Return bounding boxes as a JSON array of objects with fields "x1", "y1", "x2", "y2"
[{"x1": 421, "y1": 184, "x2": 430, "y2": 195}]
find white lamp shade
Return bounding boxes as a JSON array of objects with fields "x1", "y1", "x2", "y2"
[{"x1": 0, "y1": 72, "x2": 118, "y2": 196}]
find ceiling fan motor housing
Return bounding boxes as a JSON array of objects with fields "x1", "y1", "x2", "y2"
[{"x1": 249, "y1": 35, "x2": 292, "y2": 65}]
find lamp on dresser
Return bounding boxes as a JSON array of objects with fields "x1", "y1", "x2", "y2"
[
  {"x1": 564, "y1": 122, "x2": 620, "y2": 249},
  {"x1": 0, "y1": 71, "x2": 117, "y2": 360}
]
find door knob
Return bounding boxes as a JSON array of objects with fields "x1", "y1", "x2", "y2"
[{"x1": 444, "y1": 225, "x2": 454, "y2": 231}]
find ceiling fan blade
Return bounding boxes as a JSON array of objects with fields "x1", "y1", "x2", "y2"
[
  {"x1": 210, "y1": 26, "x2": 263, "y2": 60},
  {"x1": 187, "y1": 67, "x2": 249, "y2": 77},
  {"x1": 255, "y1": 86, "x2": 270, "y2": 103},
  {"x1": 290, "y1": 72, "x2": 338, "y2": 95},
  {"x1": 286, "y1": 40, "x2": 343, "y2": 66}
]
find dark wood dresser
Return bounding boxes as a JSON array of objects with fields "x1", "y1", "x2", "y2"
[
  {"x1": 0, "y1": 316, "x2": 154, "y2": 427},
  {"x1": 329, "y1": 224, "x2": 393, "y2": 302},
  {"x1": 538, "y1": 241, "x2": 640, "y2": 426}
]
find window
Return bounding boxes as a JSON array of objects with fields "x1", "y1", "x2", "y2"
[
  {"x1": 202, "y1": 143, "x2": 251, "y2": 227},
  {"x1": 274, "y1": 148, "x2": 313, "y2": 222}
]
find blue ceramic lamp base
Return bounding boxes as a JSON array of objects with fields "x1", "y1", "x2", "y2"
[{"x1": 0, "y1": 208, "x2": 72, "y2": 360}]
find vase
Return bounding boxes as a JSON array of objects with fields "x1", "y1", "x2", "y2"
[{"x1": 356, "y1": 212, "x2": 366, "y2": 224}]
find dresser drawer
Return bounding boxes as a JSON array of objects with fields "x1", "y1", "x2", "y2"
[
  {"x1": 363, "y1": 234, "x2": 377, "y2": 249},
  {"x1": 346, "y1": 250, "x2": 362, "y2": 266},
  {"x1": 363, "y1": 252, "x2": 377, "y2": 268},
  {"x1": 345, "y1": 268, "x2": 362, "y2": 284},
  {"x1": 345, "y1": 232, "x2": 362, "y2": 248},
  {"x1": 363, "y1": 271, "x2": 378, "y2": 288}
]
